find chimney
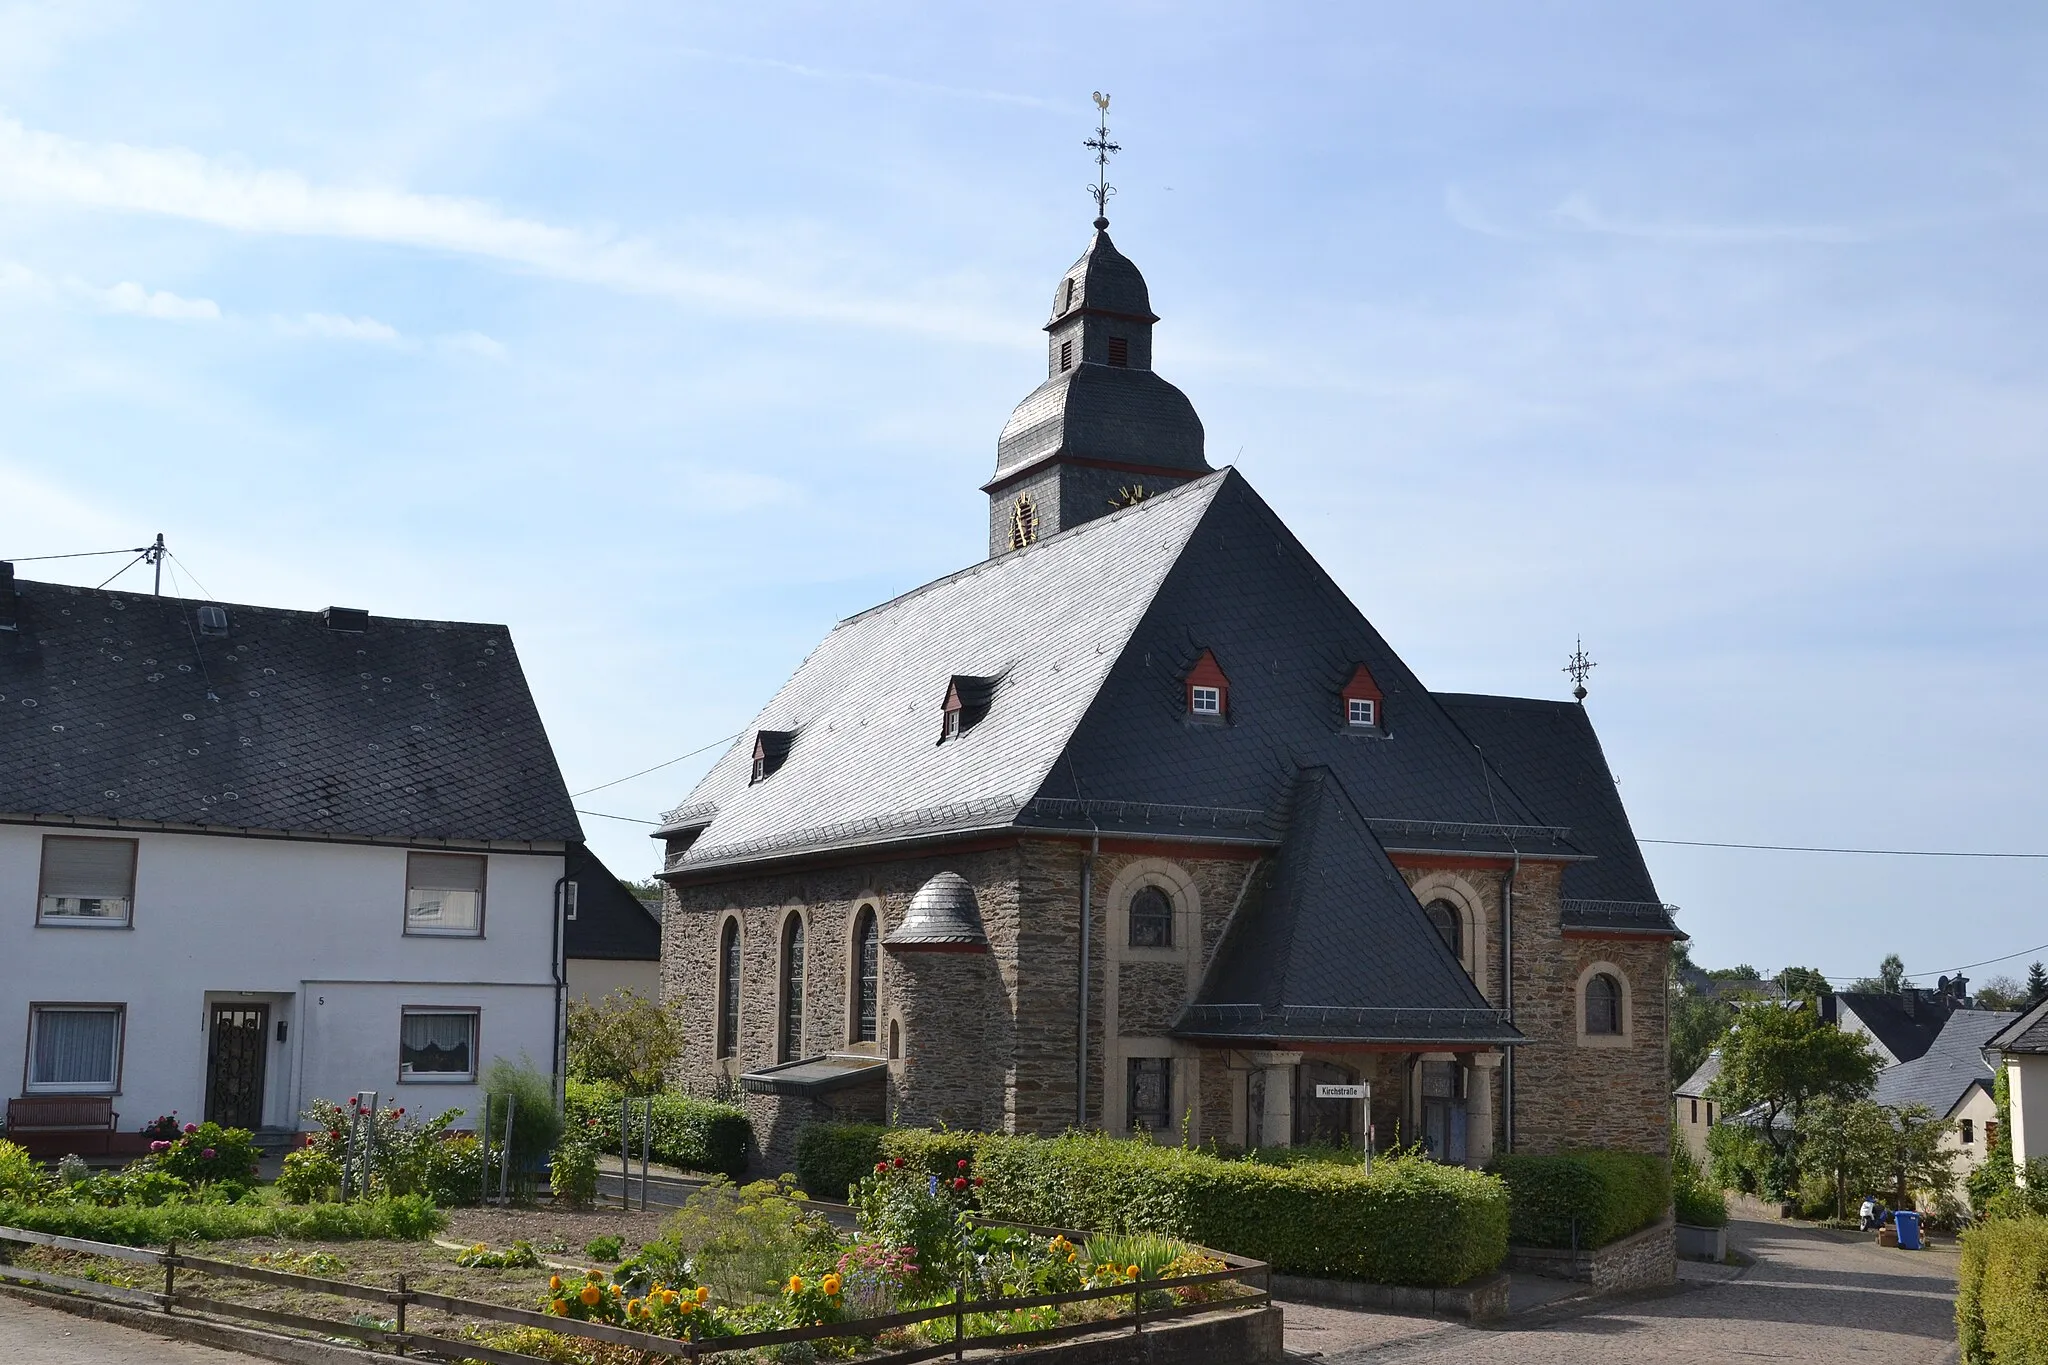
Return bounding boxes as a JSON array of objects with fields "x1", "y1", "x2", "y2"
[
  {"x1": 1900, "y1": 988, "x2": 1916, "y2": 1018},
  {"x1": 324, "y1": 606, "x2": 370, "y2": 633},
  {"x1": 0, "y1": 561, "x2": 16, "y2": 632}
]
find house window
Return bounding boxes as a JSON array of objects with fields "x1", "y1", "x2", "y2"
[
  {"x1": 888, "y1": 1019, "x2": 902, "y2": 1060},
  {"x1": 1059, "y1": 339, "x2": 1074, "y2": 372},
  {"x1": 37, "y1": 836, "x2": 137, "y2": 927},
  {"x1": 562, "y1": 881, "x2": 579, "y2": 922},
  {"x1": 1190, "y1": 686, "x2": 1221, "y2": 716},
  {"x1": 751, "y1": 731, "x2": 793, "y2": 783},
  {"x1": 779, "y1": 915, "x2": 806, "y2": 1062},
  {"x1": 405, "y1": 852, "x2": 486, "y2": 936},
  {"x1": 26, "y1": 1005, "x2": 123, "y2": 1093},
  {"x1": 399, "y1": 1010, "x2": 478, "y2": 1082},
  {"x1": 1348, "y1": 698, "x2": 1376, "y2": 727},
  {"x1": 852, "y1": 908, "x2": 878, "y2": 1044},
  {"x1": 1128, "y1": 886, "x2": 1174, "y2": 949},
  {"x1": 1185, "y1": 649, "x2": 1230, "y2": 720},
  {"x1": 1424, "y1": 900, "x2": 1462, "y2": 959},
  {"x1": 1706, "y1": 1101, "x2": 1716, "y2": 1126},
  {"x1": 1341, "y1": 664, "x2": 1384, "y2": 731},
  {"x1": 717, "y1": 919, "x2": 741, "y2": 1059},
  {"x1": 1988, "y1": 1120, "x2": 2000, "y2": 1151},
  {"x1": 1585, "y1": 972, "x2": 1624, "y2": 1036},
  {"x1": 1127, "y1": 1057, "x2": 1171, "y2": 1133},
  {"x1": 942, "y1": 709, "x2": 962, "y2": 740},
  {"x1": 1107, "y1": 337, "x2": 1129, "y2": 367},
  {"x1": 1690, "y1": 1098, "x2": 1699, "y2": 1124},
  {"x1": 1961, "y1": 1118, "x2": 1975, "y2": 1146}
]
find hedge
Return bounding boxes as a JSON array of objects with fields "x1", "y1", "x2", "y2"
[
  {"x1": 1959, "y1": 1215, "x2": 2048, "y2": 1364},
  {"x1": 564, "y1": 1079, "x2": 750, "y2": 1179},
  {"x1": 1490, "y1": 1150, "x2": 1670, "y2": 1249},
  {"x1": 796, "y1": 1127, "x2": 1505, "y2": 1287},
  {"x1": 795, "y1": 1123, "x2": 890, "y2": 1201},
  {"x1": 0, "y1": 1195, "x2": 442, "y2": 1246}
]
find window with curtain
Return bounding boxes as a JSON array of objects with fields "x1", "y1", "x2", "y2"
[
  {"x1": 405, "y1": 853, "x2": 486, "y2": 935},
  {"x1": 1585, "y1": 973, "x2": 1624, "y2": 1036},
  {"x1": 1128, "y1": 886, "x2": 1174, "y2": 949},
  {"x1": 38, "y1": 836, "x2": 137, "y2": 926},
  {"x1": 399, "y1": 1010, "x2": 477, "y2": 1080},
  {"x1": 779, "y1": 916, "x2": 805, "y2": 1062},
  {"x1": 717, "y1": 919, "x2": 741, "y2": 1059},
  {"x1": 852, "y1": 909, "x2": 878, "y2": 1044},
  {"x1": 27, "y1": 1006, "x2": 123, "y2": 1092}
]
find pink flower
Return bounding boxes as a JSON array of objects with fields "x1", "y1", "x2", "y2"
[
  {"x1": 149, "y1": 1140, "x2": 170, "y2": 1152},
  {"x1": 201, "y1": 1147, "x2": 217, "y2": 1160},
  {"x1": 182, "y1": 1123, "x2": 198, "y2": 1134}
]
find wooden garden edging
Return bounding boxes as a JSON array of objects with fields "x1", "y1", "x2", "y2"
[{"x1": 0, "y1": 1221, "x2": 1271, "y2": 1363}]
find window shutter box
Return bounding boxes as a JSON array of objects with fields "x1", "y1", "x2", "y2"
[{"x1": 41, "y1": 838, "x2": 136, "y2": 899}]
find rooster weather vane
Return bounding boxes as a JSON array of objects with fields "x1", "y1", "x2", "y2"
[{"x1": 1085, "y1": 91, "x2": 1119, "y2": 229}]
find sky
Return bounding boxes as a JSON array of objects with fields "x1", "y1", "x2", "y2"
[{"x1": 2, "y1": 2, "x2": 2046, "y2": 990}]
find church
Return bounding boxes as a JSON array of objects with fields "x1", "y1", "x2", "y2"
[{"x1": 655, "y1": 190, "x2": 1681, "y2": 1176}]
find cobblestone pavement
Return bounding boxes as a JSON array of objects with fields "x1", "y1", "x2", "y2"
[
  {"x1": 0, "y1": 1295, "x2": 257, "y2": 1363},
  {"x1": 1285, "y1": 1207, "x2": 1960, "y2": 1364}
]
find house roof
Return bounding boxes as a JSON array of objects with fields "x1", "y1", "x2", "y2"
[
  {"x1": 564, "y1": 844, "x2": 661, "y2": 962},
  {"x1": 1173, "y1": 766, "x2": 1522, "y2": 1047},
  {"x1": 0, "y1": 575, "x2": 579, "y2": 844},
  {"x1": 1989, "y1": 996, "x2": 2048, "y2": 1055},
  {"x1": 1872, "y1": 1010, "x2": 2019, "y2": 1119},
  {"x1": 1832, "y1": 991, "x2": 1955, "y2": 1066},
  {"x1": 1675, "y1": 1050, "x2": 1722, "y2": 1098}
]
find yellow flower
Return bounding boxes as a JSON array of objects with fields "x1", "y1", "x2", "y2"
[
  {"x1": 579, "y1": 1285, "x2": 602, "y2": 1306},
  {"x1": 1068, "y1": 1250, "x2": 1078, "y2": 1262},
  {"x1": 627, "y1": 1298, "x2": 644, "y2": 1317},
  {"x1": 679, "y1": 1300, "x2": 695, "y2": 1315},
  {"x1": 550, "y1": 1298, "x2": 569, "y2": 1316},
  {"x1": 610, "y1": 1283, "x2": 623, "y2": 1296},
  {"x1": 548, "y1": 1275, "x2": 563, "y2": 1292},
  {"x1": 587, "y1": 1268, "x2": 604, "y2": 1282},
  {"x1": 696, "y1": 1286, "x2": 710, "y2": 1303},
  {"x1": 787, "y1": 1275, "x2": 805, "y2": 1295},
  {"x1": 1127, "y1": 1265, "x2": 1140, "y2": 1279},
  {"x1": 822, "y1": 1274, "x2": 842, "y2": 1296}
]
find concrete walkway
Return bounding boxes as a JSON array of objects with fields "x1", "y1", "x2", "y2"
[
  {"x1": 1281, "y1": 1204, "x2": 1961, "y2": 1364},
  {"x1": 0, "y1": 1294, "x2": 256, "y2": 1363}
]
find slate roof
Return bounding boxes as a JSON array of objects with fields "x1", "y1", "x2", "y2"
[
  {"x1": 0, "y1": 575, "x2": 579, "y2": 844},
  {"x1": 1832, "y1": 992, "x2": 1955, "y2": 1066},
  {"x1": 1675, "y1": 1050, "x2": 1721, "y2": 1098},
  {"x1": 1872, "y1": 1010, "x2": 2018, "y2": 1118},
  {"x1": 1989, "y1": 997, "x2": 2048, "y2": 1056},
  {"x1": 1047, "y1": 228, "x2": 1155, "y2": 324},
  {"x1": 1438, "y1": 694, "x2": 1681, "y2": 938},
  {"x1": 1174, "y1": 767, "x2": 1522, "y2": 1045},
  {"x1": 565, "y1": 844, "x2": 661, "y2": 962}
]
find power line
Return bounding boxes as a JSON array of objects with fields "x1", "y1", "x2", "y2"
[
  {"x1": 95, "y1": 553, "x2": 149, "y2": 590},
  {"x1": 576, "y1": 807, "x2": 661, "y2": 826},
  {"x1": 569, "y1": 734, "x2": 741, "y2": 798},
  {"x1": 4, "y1": 546, "x2": 151, "y2": 562},
  {"x1": 1643, "y1": 837, "x2": 2048, "y2": 860}
]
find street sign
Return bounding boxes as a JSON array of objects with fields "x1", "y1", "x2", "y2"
[{"x1": 1315, "y1": 1083, "x2": 1367, "y2": 1100}]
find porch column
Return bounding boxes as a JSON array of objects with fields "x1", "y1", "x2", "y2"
[
  {"x1": 1246, "y1": 1050, "x2": 1302, "y2": 1148},
  {"x1": 1464, "y1": 1052, "x2": 1501, "y2": 1168}
]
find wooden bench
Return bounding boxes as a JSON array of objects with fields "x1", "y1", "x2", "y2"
[{"x1": 5, "y1": 1095, "x2": 119, "y2": 1157}]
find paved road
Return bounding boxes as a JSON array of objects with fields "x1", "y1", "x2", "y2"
[
  {"x1": 0, "y1": 1295, "x2": 256, "y2": 1364},
  {"x1": 1284, "y1": 1207, "x2": 1961, "y2": 1364}
]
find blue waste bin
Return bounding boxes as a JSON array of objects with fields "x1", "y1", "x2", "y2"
[{"x1": 1894, "y1": 1210, "x2": 1922, "y2": 1250}]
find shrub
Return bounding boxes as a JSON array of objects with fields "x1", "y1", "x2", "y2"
[
  {"x1": 1490, "y1": 1150, "x2": 1670, "y2": 1249},
  {"x1": 584, "y1": 1235, "x2": 623, "y2": 1261},
  {"x1": 61, "y1": 1166, "x2": 193, "y2": 1208},
  {"x1": 1982, "y1": 1166, "x2": 2048, "y2": 1223},
  {"x1": 1671, "y1": 1140, "x2": 1728, "y2": 1229},
  {"x1": 658, "y1": 1176, "x2": 835, "y2": 1303},
  {"x1": 566, "y1": 988, "x2": 684, "y2": 1095},
  {"x1": 1958, "y1": 1214, "x2": 2048, "y2": 1363},
  {"x1": 0, "y1": 1195, "x2": 442, "y2": 1245},
  {"x1": 276, "y1": 1149, "x2": 343, "y2": 1205},
  {"x1": 551, "y1": 1131, "x2": 600, "y2": 1210},
  {"x1": 0, "y1": 1140, "x2": 50, "y2": 1204},
  {"x1": 795, "y1": 1124, "x2": 889, "y2": 1201},
  {"x1": 853, "y1": 1157, "x2": 978, "y2": 1294},
  {"x1": 484, "y1": 1058, "x2": 566, "y2": 1182},
  {"x1": 565, "y1": 1078, "x2": 751, "y2": 1178},
  {"x1": 154, "y1": 1121, "x2": 262, "y2": 1188}
]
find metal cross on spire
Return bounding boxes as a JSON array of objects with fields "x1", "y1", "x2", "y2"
[
  {"x1": 1564, "y1": 637, "x2": 1597, "y2": 702},
  {"x1": 1084, "y1": 91, "x2": 1119, "y2": 229}
]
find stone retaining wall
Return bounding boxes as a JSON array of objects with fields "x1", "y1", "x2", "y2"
[
  {"x1": 1270, "y1": 1270, "x2": 1508, "y2": 1322},
  {"x1": 1505, "y1": 1215, "x2": 1677, "y2": 1291}
]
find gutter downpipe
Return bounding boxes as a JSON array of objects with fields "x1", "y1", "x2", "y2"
[
  {"x1": 1078, "y1": 832, "x2": 1099, "y2": 1130},
  {"x1": 1502, "y1": 850, "x2": 1519, "y2": 1153},
  {"x1": 553, "y1": 872, "x2": 570, "y2": 1112}
]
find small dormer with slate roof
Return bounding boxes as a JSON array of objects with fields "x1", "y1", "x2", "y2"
[{"x1": 985, "y1": 230, "x2": 1211, "y2": 558}]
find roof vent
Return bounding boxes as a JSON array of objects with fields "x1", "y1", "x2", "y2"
[
  {"x1": 885, "y1": 871, "x2": 990, "y2": 952},
  {"x1": 196, "y1": 604, "x2": 229, "y2": 637},
  {"x1": 324, "y1": 606, "x2": 370, "y2": 633},
  {"x1": 0, "y1": 561, "x2": 16, "y2": 633}
]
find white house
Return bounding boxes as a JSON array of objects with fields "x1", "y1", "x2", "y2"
[
  {"x1": 0, "y1": 564, "x2": 581, "y2": 1151},
  {"x1": 1989, "y1": 998, "x2": 2048, "y2": 1183}
]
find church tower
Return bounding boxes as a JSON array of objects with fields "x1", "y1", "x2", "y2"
[{"x1": 984, "y1": 100, "x2": 1211, "y2": 557}]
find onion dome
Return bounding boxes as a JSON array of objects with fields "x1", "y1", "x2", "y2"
[{"x1": 885, "y1": 871, "x2": 990, "y2": 952}]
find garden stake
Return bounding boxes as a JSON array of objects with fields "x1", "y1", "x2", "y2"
[
  {"x1": 1132, "y1": 1278, "x2": 1141, "y2": 1334},
  {"x1": 954, "y1": 1271, "x2": 965, "y2": 1360},
  {"x1": 499, "y1": 1092, "x2": 516, "y2": 1204},
  {"x1": 393, "y1": 1273, "x2": 408, "y2": 1356},
  {"x1": 163, "y1": 1238, "x2": 175, "y2": 1308},
  {"x1": 640, "y1": 1100, "x2": 651, "y2": 1212},
  {"x1": 479, "y1": 1094, "x2": 493, "y2": 1206}
]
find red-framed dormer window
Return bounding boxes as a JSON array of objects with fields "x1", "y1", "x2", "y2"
[
  {"x1": 1186, "y1": 649, "x2": 1230, "y2": 722},
  {"x1": 1342, "y1": 663, "x2": 1384, "y2": 730}
]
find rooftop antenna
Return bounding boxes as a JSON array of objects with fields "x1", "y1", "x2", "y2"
[
  {"x1": 1564, "y1": 637, "x2": 1596, "y2": 703},
  {"x1": 143, "y1": 533, "x2": 167, "y2": 596},
  {"x1": 1084, "y1": 91, "x2": 1119, "y2": 230}
]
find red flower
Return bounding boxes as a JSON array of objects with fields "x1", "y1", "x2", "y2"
[
  {"x1": 396, "y1": 1107, "x2": 405, "y2": 1116},
  {"x1": 952, "y1": 1177, "x2": 968, "y2": 1192},
  {"x1": 329, "y1": 1130, "x2": 343, "y2": 1140},
  {"x1": 956, "y1": 1159, "x2": 969, "y2": 1172},
  {"x1": 875, "y1": 1162, "x2": 888, "y2": 1174},
  {"x1": 892, "y1": 1157, "x2": 905, "y2": 1169},
  {"x1": 305, "y1": 1136, "x2": 316, "y2": 1147},
  {"x1": 973, "y1": 1175, "x2": 985, "y2": 1186}
]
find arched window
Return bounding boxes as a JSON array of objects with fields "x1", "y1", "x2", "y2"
[
  {"x1": 716, "y1": 919, "x2": 740, "y2": 1059},
  {"x1": 1128, "y1": 886, "x2": 1174, "y2": 948},
  {"x1": 888, "y1": 1019, "x2": 902, "y2": 1060},
  {"x1": 1425, "y1": 900, "x2": 1462, "y2": 959},
  {"x1": 1585, "y1": 972, "x2": 1623, "y2": 1036},
  {"x1": 851, "y1": 908, "x2": 878, "y2": 1044},
  {"x1": 779, "y1": 915, "x2": 806, "y2": 1062}
]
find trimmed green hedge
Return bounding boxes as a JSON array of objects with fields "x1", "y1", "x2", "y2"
[
  {"x1": 564, "y1": 1079, "x2": 750, "y2": 1178},
  {"x1": 0, "y1": 1195, "x2": 442, "y2": 1246},
  {"x1": 1490, "y1": 1150, "x2": 1671, "y2": 1249},
  {"x1": 795, "y1": 1123, "x2": 890, "y2": 1201},
  {"x1": 1959, "y1": 1215, "x2": 2048, "y2": 1364},
  {"x1": 795, "y1": 1127, "x2": 1505, "y2": 1287}
]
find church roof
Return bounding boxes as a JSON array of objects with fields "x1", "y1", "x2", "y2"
[
  {"x1": 992, "y1": 364, "x2": 1208, "y2": 488},
  {"x1": 1047, "y1": 228, "x2": 1156, "y2": 325},
  {"x1": 1175, "y1": 766, "x2": 1522, "y2": 1046}
]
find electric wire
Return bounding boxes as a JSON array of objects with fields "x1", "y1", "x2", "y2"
[
  {"x1": 1643, "y1": 837, "x2": 2048, "y2": 860},
  {"x1": 95, "y1": 553, "x2": 149, "y2": 589},
  {"x1": 4, "y1": 546, "x2": 151, "y2": 562},
  {"x1": 576, "y1": 808, "x2": 661, "y2": 826},
  {"x1": 568, "y1": 734, "x2": 741, "y2": 797}
]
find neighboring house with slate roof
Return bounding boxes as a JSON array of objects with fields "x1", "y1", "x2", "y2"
[
  {"x1": 564, "y1": 844, "x2": 662, "y2": 1003},
  {"x1": 0, "y1": 566, "x2": 580, "y2": 1151},
  {"x1": 1989, "y1": 996, "x2": 2048, "y2": 1181},
  {"x1": 654, "y1": 219, "x2": 1684, "y2": 1176},
  {"x1": 1673, "y1": 1050, "x2": 1723, "y2": 1163},
  {"x1": 1870, "y1": 1008, "x2": 2017, "y2": 1193},
  {"x1": 1825, "y1": 987, "x2": 1965, "y2": 1066}
]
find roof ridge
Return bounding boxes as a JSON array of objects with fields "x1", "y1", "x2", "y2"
[{"x1": 13, "y1": 577, "x2": 513, "y2": 634}]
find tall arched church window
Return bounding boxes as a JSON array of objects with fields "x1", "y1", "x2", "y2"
[
  {"x1": 779, "y1": 915, "x2": 806, "y2": 1062},
  {"x1": 1585, "y1": 972, "x2": 1623, "y2": 1036},
  {"x1": 1424, "y1": 900, "x2": 1462, "y2": 960},
  {"x1": 717, "y1": 919, "x2": 740, "y2": 1059},
  {"x1": 852, "y1": 908, "x2": 878, "y2": 1044},
  {"x1": 1129, "y1": 886, "x2": 1174, "y2": 949}
]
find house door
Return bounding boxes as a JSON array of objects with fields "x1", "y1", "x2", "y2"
[
  {"x1": 205, "y1": 1005, "x2": 269, "y2": 1129},
  {"x1": 1419, "y1": 1060, "x2": 1467, "y2": 1164}
]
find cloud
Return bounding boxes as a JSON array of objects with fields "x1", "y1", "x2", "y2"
[
  {"x1": 1548, "y1": 192, "x2": 1869, "y2": 245},
  {"x1": 0, "y1": 115, "x2": 1013, "y2": 343},
  {"x1": 94, "y1": 278, "x2": 220, "y2": 320},
  {"x1": 1442, "y1": 185, "x2": 1521, "y2": 240},
  {"x1": 288, "y1": 311, "x2": 402, "y2": 343}
]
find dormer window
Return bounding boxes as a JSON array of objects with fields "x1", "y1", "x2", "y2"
[
  {"x1": 1061, "y1": 278, "x2": 1076, "y2": 313},
  {"x1": 938, "y1": 675, "x2": 999, "y2": 743},
  {"x1": 1107, "y1": 337, "x2": 1129, "y2": 368},
  {"x1": 1342, "y1": 663, "x2": 1384, "y2": 731},
  {"x1": 750, "y1": 730, "x2": 794, "y2": 783},
  {"x1": 1185, "y1": 649, "x2": 1230, "y2": 722}
]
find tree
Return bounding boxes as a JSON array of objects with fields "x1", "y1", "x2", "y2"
[
  {"x1": 565, "y1": 988, "x2": 683, "y2": 1094},
  {"x1": 1977, "y1": 974, "x2": 2028, "y2": 1011},
  {"x1": 1797, "y1": 1096, "x2": 1894, "y2": 1221},
  {"x1": 1848, "y1": 952, "x2": 1908, "y2": 995},
  {"x1": 1776, "y1": 966, "x2": 1830, "y2": 1001},
  {"x1": 1714, "y1": 1002, "x2": 1882, "y2": 1176},
  {"x1": 1879, "y1": 1104, "x2": 1957, "y2": 1212},
  {"x1": 2029, "y1": 961, "x2": 2048, "y2": 1007},
  {"x1": 1670, "y1": 990, "x2": 1737, "y2": 1089}
]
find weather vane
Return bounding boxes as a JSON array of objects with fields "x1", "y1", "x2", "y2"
[
  {"x1": 1084, "y1": 91, "x2": 1119, "y2": 229},
  {"x1": 1564, "y1": 637, "x2": 1596, "y2": 702}
]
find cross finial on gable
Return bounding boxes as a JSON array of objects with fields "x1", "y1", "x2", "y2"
[{"x1": 1564, "y1": 637, "x2": 1596, "y2": 702}]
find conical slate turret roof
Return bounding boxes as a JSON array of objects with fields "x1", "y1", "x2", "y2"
[{"x1": 886, "y1": 871, "x2": 990, "y2": 951}]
